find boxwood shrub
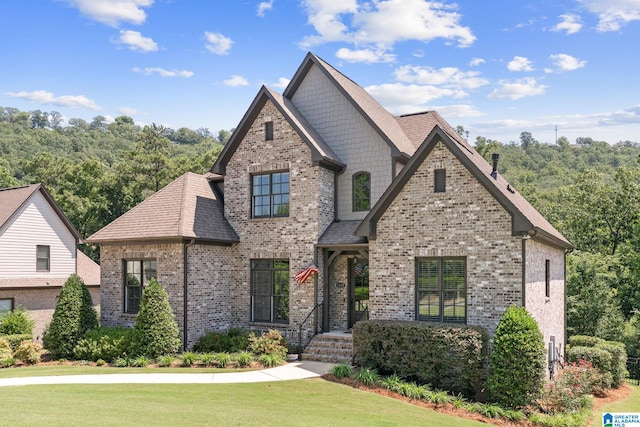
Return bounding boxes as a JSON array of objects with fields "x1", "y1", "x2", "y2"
[
  {"x1": 73, "y1": 327, "x2": 133, "y2": 362},
  {"x1": 567, "y1": 335, "x2": 627, "y2": 387},
  {"x1": 353, "y1": 320, "x2": 488, "y2": 398},
  {"x1": 193, "y1": 328, "x2": 250, "y2": 353}
]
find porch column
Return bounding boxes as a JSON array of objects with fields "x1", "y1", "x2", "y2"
[{"x1": 322, "y1": 247, "x2": 330, "y2": 332}]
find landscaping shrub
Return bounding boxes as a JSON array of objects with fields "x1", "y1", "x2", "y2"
[
  {"x1": 487, "y1": 306, "x2": 546, "y2": 409},
  {"x1": 354, "y1": 368, "x2": 380, "y2": 386},
  {"x1": 198, "y1": 352, "x2": 216, "y2": 367},
  {"x1": 234, "y1": 351, "x2": 253, "y2": 367},
  {"x1": 0, "y1": 338, "x2": 10, "y2": 352},
  {"x1": 353, "y1": 320, "x2": 488, "y2": 397},
  {"x1": 247, "y1": 329, "x2": 287, "y2": 358},
  {"x1": 567, "y1": 335, "x2": 627, "y2": 387},
  {"x1": 537, "y1": 360, "x2": 610, "y2": 414},
  {"x1": 14, "y1": 340, "x2": 42, "y2": 364},
  {"x1": 157, "y1": 355, "x2": 175, "y2": 367},
  {"x1": 130, "y1": 278, "x2": 181, "y2": 359},
  {"x1": 180, "y1": 352, "x2": 198, "y2": 367},
  {"x1": 0, "y1": 307, "x2": 34, "y2": 335},
  {"x1": 73, "y1": 327, "x2": 133, "y2": 362},
  {"x1": 43, "y1": 274, "x2": 98, "y2": 358},
  {"x1": 0, "y1": 347, "x2": 13, "y2": 367},
  {"x1": 193, "y1": 327, "x2": 250, "y2": 353},
  {"x1": 331, "y1": 364, "x2": 353, "y2": 378},
  {"x1": 0, "y1": 334, "x2": 33, "y2": 352},
  {"x1": 257, "y1": 353, "x2": 284, "y2": 368},
  {"x1": 214, "y1": 352, "x2": 231, "y2": 368}
]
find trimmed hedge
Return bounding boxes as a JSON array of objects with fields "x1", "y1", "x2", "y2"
[
  {"x1": 353, "y1": 320, "x2": 488, "y2": 397},
  {"x1": 0, "y1": 334, "x2": 33, "y2": 352},
  {"x1": 43, "y1": 274, "x2": 98, "y2": 358},
  {"x1": 487, "y1": 306, "x2": 546, "y2": 409},
  {"x1": 73, "y1": 327, "x2": 133, "y2": 362},
  {"x1": 131, "y1": 278, "x2": 181, "y2": 358},
  {"x1": 567, "y1": 335, "x2": 627, "y2": 387},
  {"x1": 193, "y1": 328, "x2": 250, "y2": 353}
]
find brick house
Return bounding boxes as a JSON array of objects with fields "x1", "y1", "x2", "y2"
[
  {"x1": 87, "y1": 53, "x2": 572, "y2": 355},
  {"x1": 0, "y1": 184, "x2": 100, "y2": 340}
]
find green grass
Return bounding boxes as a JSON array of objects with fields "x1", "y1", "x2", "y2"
[
  {"x1": 0, "y1": 377, "x2": 488, "y2": 426},
  {"x1": 590, "y1": 384, "x2": 640, "y2": 425},
  {"x1": 0, "y1": 365, "x2": 248, "y2": 378}
]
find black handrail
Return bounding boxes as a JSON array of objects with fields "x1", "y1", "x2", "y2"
[{"x1": 298, "y1": 302, "x2": 323, "y2": 361}]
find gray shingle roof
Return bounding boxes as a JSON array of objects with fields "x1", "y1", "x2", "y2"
[
  {"x1": 86, "y1": 172, "x2": 238, "y2": 244},
  {"x1": 318, "y1": 221, "x2": 368, "y2": 246}
]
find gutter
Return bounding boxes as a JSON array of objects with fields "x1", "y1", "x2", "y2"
[{"x1": 183, "y1": 239, "x2": 196, "y2": 351}]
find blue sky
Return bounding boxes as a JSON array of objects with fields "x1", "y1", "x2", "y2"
[{"x1": 1, "y1": 0, "x2": 639, "y2": 145}]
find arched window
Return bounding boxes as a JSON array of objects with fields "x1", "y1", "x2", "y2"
[{"x1": 353, "y1": 172, "x2": 371, "y2": 211}]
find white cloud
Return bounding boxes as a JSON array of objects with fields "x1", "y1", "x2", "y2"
[
  {"x1": 578, "y1": 0, "x2": 640, "y2": 31},
  {"x1": 204, "y1": 31, "x2": 233, "y2": 55},
  {"x1": 469, "y1": 57, "x2": 485, "y2": 66},
  {"x1": 257, "y1": 0, "x2": 274, "y2": 17},
  {"x1": 118, "y1": 106, "x2": 139, "y2": 115},
  {"x1": 432, "y1": 103, "x2": 485, "y2": 118},
  {"x1": 488, "y1": 78, "x2": 547, "y2": 100},
  {"x1": 300, "y1": 0, "x2": 475, "y2": 60},
  {"x1": 549, "y1": 53, "x2": 587, "y2": 71},
  {"x1": 394, "y1": 65, "x2": 489, "y2": 90},
  {"x1": 7, "y1": 90, "x2": 101, "y2": 110},
  {"x1": 117, "y1": 30, "x2": 158, "y2": 52},
  {"x1": 132, "y1": 67, "x2": 194, "y2": 77},
  {"x1": 64, "y1": 0, "x2": 153, "y2": 27},
  {"x1": 552, "y1": 14, "x2": 582, "y2": 34},
  {"x1": 270, "y1": 77, "x2": 291, "y2": 89},
  {"x1": 336, "y1": 47, "x2": 395, "y2": 63},
  {"x1": 507, "y1": 56, "x2": 534, "y2": 72},
  {"x1": 365, "y1": 83, "x2": 459, "y2": 114},
  {"x1": 223, "y1": 75, "x2": 249, "y2": 87}
]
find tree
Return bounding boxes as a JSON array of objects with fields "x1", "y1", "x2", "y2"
[
  {"x1": 474, "y1": 135, "x2": 501, "y2": 161},
  {"x1": 217, "y1": 129, "x2": 232, "y2": 145},
  {"x1": 89, "y1": 115, "x2": 107, "y2": 131},
  {"x1": 566, "y1": 251, "x2": 625, "y2": 340},
  {"x1": 519, "y1": 131, "x2": 538, "y2": 150},
  {"x1": 49, "y1": 111, "x2": 63, "y2": 129},
  {"x1": 29, "y1": 110, "x2": 49, "y2": 129},
  {"x1": 131, "y1": 278, "x2": 181, "y2": 358},
  {"x1": 454, "y1": 125, "x2": 469, "y2": 139},
  {"x1": 560, "y1": 167, "x2": 640, "y2": 255},
  {"x1": 487, "y1": 306, "x2": 546, "y2": 408},
  {"x1": 43, "y1": 274, "x2": 98, "y2": 358},
  {"x1": 122, "y1": 123, "x2": 173, "y2": 196}
]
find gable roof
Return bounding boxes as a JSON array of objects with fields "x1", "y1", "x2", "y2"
[
  {"x1": 212, "y1": 85, "x2": 344, "y2": 175},
  {"x1": 0, "y1": 183, "x2": 82, "y2": 242},
  {"x1": 284, "y1": 52, "x2": 416, "y2": 161},
  {"x1": 355, "y1": 126, "x2": 573, "y2": 249},
  {"x1": 86, "y1": 172, "x2": 239, "y2": 244}
]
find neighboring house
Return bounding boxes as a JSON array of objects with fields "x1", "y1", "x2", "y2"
[
  {"x1": 0, "y1": 184, "x2": 100, "y2": 340},
  {"x1": 87, "y1": 53, "x2": 572, "y2": 355}
]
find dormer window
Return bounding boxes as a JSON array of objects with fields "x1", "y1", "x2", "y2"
[
  {"x1": 265, "y1": 121, "x2": 274, "y2": 141},
  {"x1": 434, "y1": 169, "x2": 446, "y2": 193},
  {"x1": 353, "y1": 172, "x2": 371, "y2": 211}
]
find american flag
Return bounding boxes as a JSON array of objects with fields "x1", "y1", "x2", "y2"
[
  {"x1": 295, "y1": 263, "x2": 319, "y2": 283},
  {"x1": 354, "y1": 263, "x2": 365, "y2": 276}
]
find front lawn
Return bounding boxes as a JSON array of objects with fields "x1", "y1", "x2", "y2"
[{"x1": 0, "y1": 378, "x2": 489, "y2": 426}]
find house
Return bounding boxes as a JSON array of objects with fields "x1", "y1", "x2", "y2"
[
  {"x1": 0, "y1": 184, "x2": 100, "y2": 340},
  {"x1": 87, "y1": 53, "x2": 572, "y2": 356}
]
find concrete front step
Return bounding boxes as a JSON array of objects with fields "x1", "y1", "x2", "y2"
[{"x1": 302, "y1": 332, "x2": 353, "y2": 364}]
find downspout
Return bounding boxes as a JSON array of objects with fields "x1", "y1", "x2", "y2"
[{"x1": 183, "y1": 239, "x2": 196, "y2": 351}]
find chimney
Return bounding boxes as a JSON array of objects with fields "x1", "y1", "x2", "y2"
[{"x1": 491, "y1": 153, "x2": 499, "y2": 179}]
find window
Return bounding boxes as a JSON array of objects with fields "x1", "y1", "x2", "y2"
[
  {"x1": 251, "y1": 259, "x2": 289, "y2": 323},
  {"x1": 416, "y1": 258, "x2": 466, "y2": 323},
  {"x1": 124, "y1": 259, "x2": 157, "y2": 314},
  {"x1": 545, "y1": 259, "x2": 550, "y2": 298},
  {"x1": 252, "y1": 172, "x2": 290, "y2": 218},
  {"x1": 265, "y1": 121, "x2": 274, "y2": 141},
  {"x1": 353, "y1": 172, "x2": 371, "y2": 211},
  {"x1": 434, "y1": 169, "x2": 446, "y2": 193},
  {"x1": 0, "y1": 298, "x2": 13, "y2": 314},
  {"x1": 36, "y1": 245, "x2": 50, "y2": 271}
]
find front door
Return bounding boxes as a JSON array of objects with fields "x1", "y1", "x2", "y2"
[{"x1": 349, "y1": 259, "x2": 369, "y2": 328}]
